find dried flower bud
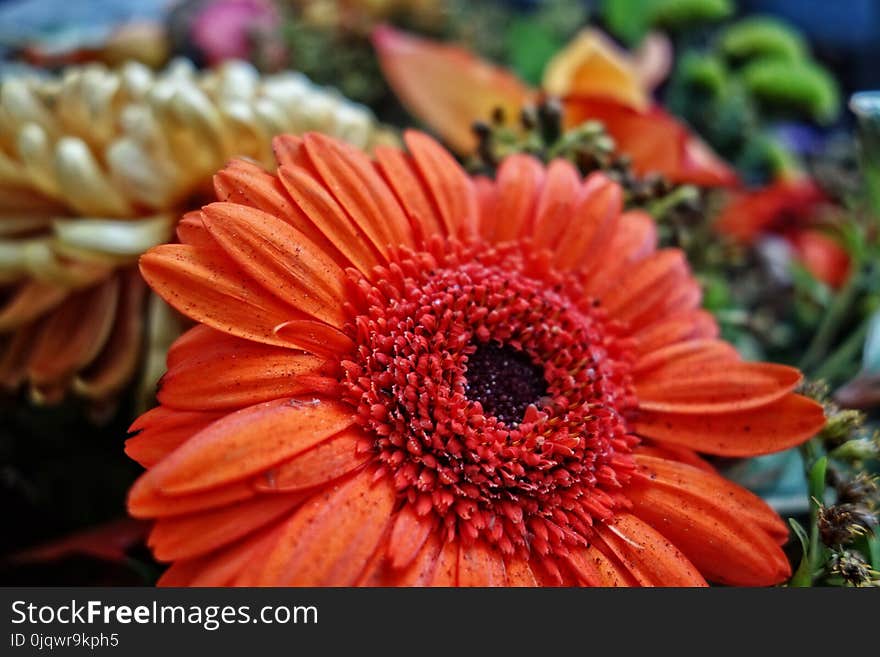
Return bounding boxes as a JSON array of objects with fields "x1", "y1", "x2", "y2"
[
  {"x1": 835, "y1": 472, "x2": 879, "y2": 506},
  {"x1": 827, "y1": 549, "x2": 879, "y2": 587},
  {"x1": 818, "y1": 503, "x2": 878, "y2": 546}
]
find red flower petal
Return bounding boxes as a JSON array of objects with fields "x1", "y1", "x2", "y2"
[
  {"x1": 150, "y1": 398, "x2": 355, "y2": 495},
  {"x1": 200, "y1": 202, "x2": 349, "y2": 328},
  {"x1": 159, "y1": 329, "x2": 334, "y2": 411},
  {"x1": 258, "y1": 469, "x2": 395, "y2": 585},
  {"x1": 636, "y1": 362, "x2": 802, "y2": 413},
  {"x1": 596, "y1": 513, "x2": 707, "y2": 587},
  {"x1": 255, "y1": 427, "x2": 369, "y2": 493},
  {"x1": 628, "y1": 457, "x2": 791, "y2": 584},
  {"x1": 140, "y1": 244, "x2": 308, "y2": 349},
  {"x1": 563, "y1": 97, "x2": 737, "y2": 187},
  {"x1": 483, "y1": 154, "x2": 544, "y2": 243},
  {"x1": 149, "y1": 493, "x2": 304, "y2": 561},
  {"x1": 634, "y1": 393, "x2": 825, "y2": 456},
  {"x1": 458, "y1": 541, "x2": 507, "y2": 586},
  {"x1": 388, "y1": 503, "x2": 435, "y2": 570},
  {"x1": 404, "y1": 130, "x2": 479, "y2": 238}
]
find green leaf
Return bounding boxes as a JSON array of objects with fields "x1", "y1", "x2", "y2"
[
  {"x1": 601, "y1": 0, "x2": 655, "y2": 45},
  {"x1": 809, "y1": 455, "x2": 828, "y2": 502},
  {"x1": 504, "y1": 19, "x2": 564, "y2": 86},
  {"x1": 862, "y1": 309, "x2": 880, "y2": 373},
  {"x1": 650, "y1": 0, "x2": 734, "y2": 28},
  {"x1": 679, "y1": 52, "x2": 728, "y2": 97},
  {"x1": 788, "y1": 518, "x2": 813, "y2": 587},
  {"x1": 720, "y1": 16, "x2": 808, "y2": 63},
  {"x1": 741, "y1": 58, "x2": 841, "y2": 124}
]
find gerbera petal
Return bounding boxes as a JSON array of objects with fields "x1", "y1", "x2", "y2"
[
  {"x1": 482, "y1": 154, "x2": 544, "y2": 243},
  {"x1": 628, "y1": 458, "x2": 791, "y2": 585},
  {"x1": 149, "y1": 398, "x2": 355, "y2": 495},
  {"x1": 553, "y1": 174, "x2": 622, "y2": 272},
  {"x1": 373, "y1": 145, "x2": 443, "y2": 241},
  {"x1": 372, "y1": 25, "x2": 533, "y2": 154},
  {"x1": 631, "y1": 309, "x2": 718, "y2": 354},
  {"x1": 156, "y1": 559, "x2": 205, "y2": 587},
  {"x1": 255, "y1": 427, "x2": 369, "y2": 492},
  {"x1": 561, "y1": 548, "x2": 603, "y2": 586},
  {"x1": 278, "y1": 164, "x2": 386, "y2": 272},
  {"x1": 27, "y1": 276, "x2": 119, "y2": 386},
  {"x1": 387, "y1": 503, "x2": 436, "y2": 570},
  {"x1": 212, "y1": 159, "x2": 331, "y2": 252},
  {"x1": 636, "y1": 362, "x2": 802, "y2": 413},
  {"x1": 582, "y1": 544, "x2": 639, "y2": 586},
  {"x1": 272, "y1": 319, "x2": 356, "y2": 361},
  {"x1": 634, "y1": 444, "x2": 716, "y2": 473},
  {"x1": 258, "y1": 469, "x2": 395, "y2": 585},
  {"x1": 633, "y1": 338, "x2": 740, "y2": 375},
  {"x1": 140, "y1": 244, "x2": 311, "y2": 348},
  {"x1": 531, "y1": 158, "x2": 582, "y2": 250},
  {"x1": 148, "y1": 493, "x2": 304, "y2": 561},
  {"x1": 187, "y1": 523, "x2": 287, "y2": 587},
  {"x1": 158, "y1": 324, "x2": 335, "y2": 411},
  {"x1": 583, "y1": 209, "x2": 658, "y2": 297},
  {"x1": 360, "y1": 529, "x2": 444, "y2": 586},
  {"x1": 626, "y1": 270, "x2": 702, "y2": 329},
  {"x1": 176, "y1": 211, "x2": 217, "y2": 250},
  {"x1": 503, "y1": 554, "x2": 539, "y2": 586},
  {"x1": 125, "y1": 407, "x2": 224, "y2": 468},
  {"x1": 600, "y1": 249, "x2": 686, "y2": 320},
  {"x1": 129, "y1": 479, "x2": 256, "y2": 519},
  {"x1": 458, "y1": 541, "x2": 507, "y2": 586},
  {"x1": 634, "y1": 393, "x2": 825, "y2": 457},
  {"x1": 596, "y1": 513, "x2": 707, "y2": 587},
  {"x1": 200, "y1": 202, "x2": 349, "y2": 328},
  {"x1": 303, "y1": 132, "x2": 415, "y2": 250},
  {"x1": 429, "y1": 539, "x2": 459, "y2": 586},
  {"x1": 634, "y1": 454, "x2": 788, "y2": 541},
  {"x1": 272, "y1": 134, "x2": 316, "y2": 173},
  {"x1": 404, "y1": 130, "x2": 478, "y2": 238}
]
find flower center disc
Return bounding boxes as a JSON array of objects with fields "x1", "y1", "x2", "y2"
[
  {"x1": 342, "y1": 242, "x2": 638, "y2": 555},
  {"x1": 465, "y1": 342, "x2": 549, "y2": 427}
]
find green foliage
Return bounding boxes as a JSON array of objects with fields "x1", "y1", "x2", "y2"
[
  {"x1": 601, "y1": 0, "x2": 731, "y2": 45},
  {"x1": 719, "y1": 16, "x2": 807, "y2": 63},
  {"x1": 601, "y1": 0, "x2": 654, "y2": 45},
  {"x1": 505, "y1": 20, "x2": 561, "y2": 85},
  {"x1": 742, "y1": 58, "x2": 841, "y2": 124},
  {"x1": 651, "y1": 0, "x2": 734, "y2": 28},
  {"x1": 501, "y1": 1, "x2": 588, "y2": 85},
  {"x1": 678, "y1": 51, "x2": 727, "y2": 97}
]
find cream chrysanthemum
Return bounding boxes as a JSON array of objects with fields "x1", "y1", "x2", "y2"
[{"x1": 0, "y1": 58, "x2": 394, "y2": 405}]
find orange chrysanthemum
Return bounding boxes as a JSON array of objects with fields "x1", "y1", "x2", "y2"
[{"x1": 127, "y1": 131, "x2": 825, "y2": 586}]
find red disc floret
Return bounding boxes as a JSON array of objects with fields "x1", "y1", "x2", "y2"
[{"x1": 341, "y1": 239, "x2": 640, "y2": 557}]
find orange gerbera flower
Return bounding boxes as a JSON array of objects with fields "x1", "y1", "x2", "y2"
[{"x1": 127, "y1": 131, "x2": 824, "y2": 586}]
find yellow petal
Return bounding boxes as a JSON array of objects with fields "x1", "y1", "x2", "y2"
[{"x1": 542, "y1": 28, "x2": 648, "y2": 110}]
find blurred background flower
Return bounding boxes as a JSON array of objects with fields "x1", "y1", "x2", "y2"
[{"x1": 0, "y1": 58, "x2": 391, "y2": 409}]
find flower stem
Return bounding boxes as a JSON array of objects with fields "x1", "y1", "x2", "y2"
[
  {"x1": 799, "y1": 270, "x2": 860, "y2": 374},
  {"x1": 812, "y1": 317, "x2": 871, "y2": 382}
]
